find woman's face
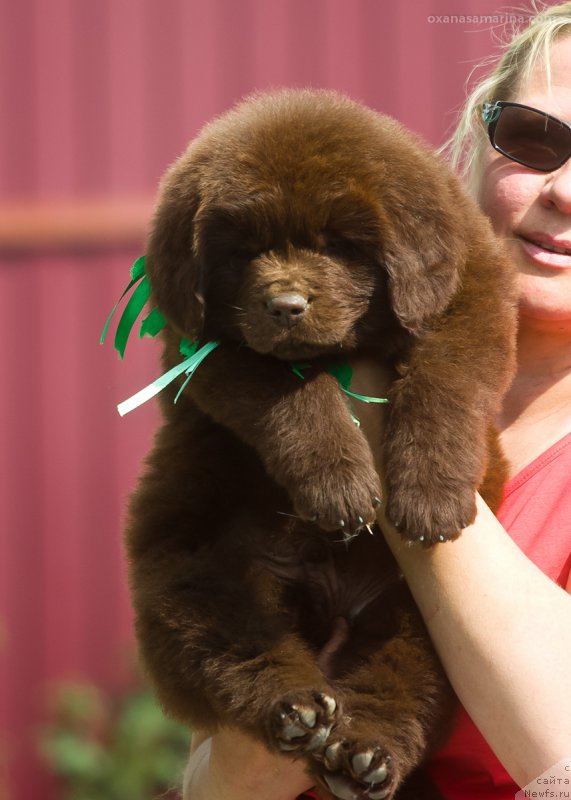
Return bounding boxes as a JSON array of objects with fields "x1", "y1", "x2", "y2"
[{"x1": 478, "y1": 35, "x2": 571, "y2": 332}]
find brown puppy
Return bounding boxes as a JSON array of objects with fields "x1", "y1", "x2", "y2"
[{"x1": 126, "y1": 90, "x2": 517, "y2": 799}]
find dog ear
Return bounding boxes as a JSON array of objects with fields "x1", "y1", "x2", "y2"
[
  {"x1": 379, "y1": 198, "x2": 464, "y2": 334},
  {"x1": 145, "y1": 163, "x2": 205, "y2": 340}
]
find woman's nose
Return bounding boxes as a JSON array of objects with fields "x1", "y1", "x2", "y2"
[{"x1": 543, "y1": 159, "x2": 571, "y2": 214}]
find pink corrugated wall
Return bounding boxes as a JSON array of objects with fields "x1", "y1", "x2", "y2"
[{"x1": 0, "y1": 1, "x2": 537, "y2": 797}]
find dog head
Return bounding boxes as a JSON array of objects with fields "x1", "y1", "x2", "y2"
[{"x1": 146, "y1": 89, "x2": 468, "y2": 359}]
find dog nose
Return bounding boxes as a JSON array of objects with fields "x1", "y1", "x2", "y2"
[{"x1": 266, "y1": 293, "x2": 308, "y2": 327}]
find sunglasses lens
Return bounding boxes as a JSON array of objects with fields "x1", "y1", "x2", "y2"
[{"x1": 493, "y1": 105, "x2": 571, "y2": 171}]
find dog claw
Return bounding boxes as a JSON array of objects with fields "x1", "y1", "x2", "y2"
[
  {"x1": 373, "y1": 496, "x2": 382, "y2": 508},
  {"x1": 322, "y1": 695, "x2": 336, "y2": 715},
  {"x1": 368, "y1": 787, "x2": 392, "y2": 800},
  {"x1": 325, "y1": 741, "x2": 341, "y2": 767}
]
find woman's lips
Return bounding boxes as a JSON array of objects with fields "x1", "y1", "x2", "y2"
[{"x1": 518, "y1": 235, "x2": 571, "y2": 269}]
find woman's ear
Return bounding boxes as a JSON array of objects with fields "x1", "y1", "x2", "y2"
[{"x1": 145, "y1": 162, "x2": 205, "y2": 340}]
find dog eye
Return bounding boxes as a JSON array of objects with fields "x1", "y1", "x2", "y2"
[
  {"x1": 204, "y1": 244, "x2": 259, "y2": 269},
  {"x1": 323, "y1": 237, "x2": 363, "y2": 260},
  {"x1": 230, "y1": 247, "x2": 259, "y2": 263}
]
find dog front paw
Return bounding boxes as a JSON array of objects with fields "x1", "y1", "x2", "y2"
[
  {"x1": 385, "y1": 478, "x2": 476, "y2": 545},
  {"x1": 291, "y1": 458, "x2": 382, "y2": 534},
  {"x1": 268, "y1": 691, "x2": 340, "y2": 755},
  {"x1": 316, "y1": 738, "x2": 396, "y2": 800}
]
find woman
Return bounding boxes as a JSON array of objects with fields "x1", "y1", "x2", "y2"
[{"x1": 184, "y1": 4, "x2": 571, "y2": 797}]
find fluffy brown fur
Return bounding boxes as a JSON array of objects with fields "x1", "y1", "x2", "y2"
[{"x1": 126, "y1": 89, "x2": 517, "y2": 799}]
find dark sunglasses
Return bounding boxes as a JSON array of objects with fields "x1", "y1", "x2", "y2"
[{"x1": 482, "y1": 100, "x2": 571, "y2": 172}]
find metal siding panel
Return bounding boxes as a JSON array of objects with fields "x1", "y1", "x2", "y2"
[
  {"x1": 40, "y1": 255, "x2": 88, "y2": 685},
  {"x1": 1, "y1": 256, "x2": 49, "y2": 798},
  {"x1": 285, "y1": 0, "x2": 329, "y2": 88},
  {"x1": 250, "y1": 0, "x2": 292, "y2": 92},
  {"x1": 1, "y1": 0, "x2": 533, "y2": 201},
  {"x1": 142, "y1": 0, "x2": 187, "y2": 188},
  {"x1": 320, "y1": 0, "x2": 369, "y2": 99},
  {"x1": 108, "y1": 0, "x2": 149, "y2": 195},
  {"x1": 179, "y1": 0, "x2": 229, "y2": 140},
  {"x1": 213, "y1": 0, "x2": 258, "y2": 105},
  {"x1": 71, "y1": 0, "x2": 113, "y2": 195},
  {"x1": 0, "y1": 0, "x2": 39, "y2": 197},
  {"x1": 35, "y1": 0, "x2": 76, "y2": 199},
  {"x1": 359, "y1": 1, "x2": 402, "y2": 118}
]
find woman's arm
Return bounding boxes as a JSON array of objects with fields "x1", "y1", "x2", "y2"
[
  {"x1": 379, "y1": 493, "x2": 571, "y2": 788},
  {"x1": 348, "y1": 355, "x2": 571, "y2": 786}
]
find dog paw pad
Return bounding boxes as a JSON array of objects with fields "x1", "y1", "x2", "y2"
[
  {"x1": 270, "y1": 691, "x2": 339, "y2": 755},
  {"x1": 352, "y1": 749, "x2": 374, "y2": 774},
  {"x1": 318, "y1": 741, "x2": 394, "y2": 800},
  {"x1": 297, "y1": 707, "x2": 317, "y2": 728}
]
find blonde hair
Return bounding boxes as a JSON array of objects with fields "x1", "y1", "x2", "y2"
[{"x1": 444, "y1": 2, "x2": 571, "y2": 195}]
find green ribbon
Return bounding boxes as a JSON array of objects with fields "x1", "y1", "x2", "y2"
[
  {"x1": 338, "y1": 386, "x2": 389, "y2": 404},
  {"x1": 291, "y1": 360, "x2": 388, "y2": 405},
  {"x1": 180, "y1": 338, "x2": 199, "y2": 358},
  {"x1": 291, "y1": 359, "x2": 388, "y2": 426},
  {"x1": 140, "y1": 306, "x2": 167, "y2": 339},
  {"x1": 290, "y1": 361, "x2": 311, "y2": 379},
  {"x1": 117, "y1": 340, "x2": 220, "y2": 417},
  {"x1": 103, "y1": 256, "x2": 389, "y2": 417},
  {"x1": 100, "y1": 256, "x2": 166, "y2": 359},
  {"x1": 114, "y1": 277, "x2": 150, "y2": 357}
]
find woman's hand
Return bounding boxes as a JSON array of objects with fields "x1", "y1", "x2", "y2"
[{"x1": 183, "y1": 726, "x2": 315, "y2": 800}]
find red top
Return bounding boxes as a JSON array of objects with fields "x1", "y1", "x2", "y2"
[{"x1": 426, "y1": 431, "x2": 571, "y2": 799}]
